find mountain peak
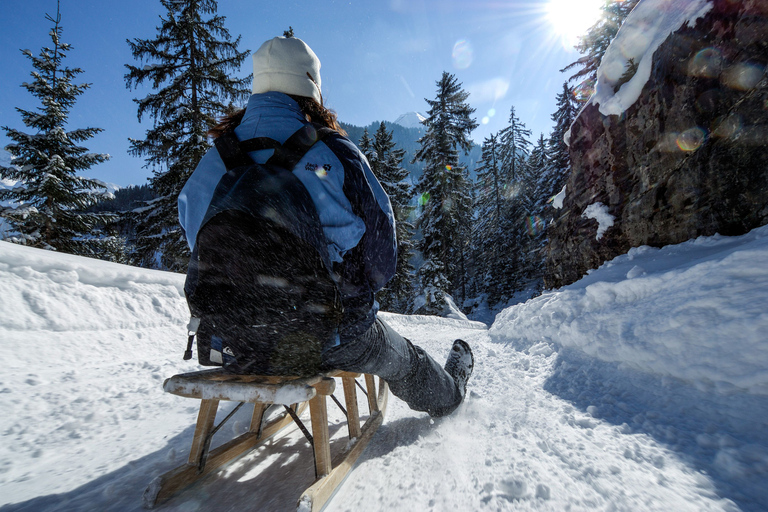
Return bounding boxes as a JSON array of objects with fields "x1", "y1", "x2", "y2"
[{"x1": 394, "y1": 112, "x2": 426, "y2": 129}]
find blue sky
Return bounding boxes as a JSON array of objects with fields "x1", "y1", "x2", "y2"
[{"x1": 0, "y1": 0, "x2": 602, "y2": 187}]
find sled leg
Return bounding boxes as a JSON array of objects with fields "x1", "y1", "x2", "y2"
[
  {"x1": 249, "y1": 402, "x2": 267, "y2": 433},
  {"x1": 298, "y1": 378, "x2": 389, "y2": 512},
  {"x1": 341, "y1": 376, "x2": 361, "y2": 439},
  {"x1": 189, "y1": 399, "x2": 219, "y2": 466},
  {"x1": 364, "y1": 374, "x2": 378, "y2": 414},
  {"x1": 309, "y1": 377, "x2": 335, "y2": 478}
]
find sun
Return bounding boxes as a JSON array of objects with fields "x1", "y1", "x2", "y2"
[{"x1": 545, "y1": 0, "x2": 605, "y2": 48}]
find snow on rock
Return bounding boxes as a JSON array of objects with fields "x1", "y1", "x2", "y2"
[
  {"x1": 490, "y1": 225, "x2": 768, "y2": 395},
  {"x1": 591, "y1": 0, "x2": 714, "y2": 116},
  {"x1": 552, "y1": 184, "x2": 566, "y2": 209},
  {"x1": 582, "y1": 201, "x2": 615, "y2": 239},
  {"x1": 393, "y1": 111, "x2": 426, "y2": 129}
]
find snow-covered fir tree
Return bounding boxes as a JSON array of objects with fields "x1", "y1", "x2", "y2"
[
  {"x1": 358, "y1": 128, "x2": 373, "y2": 160},
  {"x1": 413, "y1": 72, "x2": 477, "y2": 314},
  {"x1": 472, "y1": 133, "x2": 504, "y2": 304},
  {"x1": 125, "y1": 0, "x2": 250, "y2": 271},
  {"x1": 0, "y1": 3, "x2": 118, "y2": 258},
  {"x1": 485, "y1": 106, "x2": 532, "y2": 304},
  {"x1": 560, "y1": 0, "x2": 640, "y2": 89},
  {"x1": 498, "y1": 106, "x2": 532, "y2": 184},
  {"x1": 548, "y1": 82, "x2": 579, "y2": 180},
  {"x1": 364, "y1": 122, "x2": 416, "y2": 313},
  {"x1": 517, "y1": 133, "x2": 549, "y2": 287}
]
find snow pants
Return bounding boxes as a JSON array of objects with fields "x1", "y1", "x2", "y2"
[{"x1": 321, "y1": 316, "x2": 463, "y2": 417}]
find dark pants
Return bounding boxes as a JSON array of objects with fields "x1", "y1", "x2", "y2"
[{"x1": 321, "y1": 317, "x2": 463, "y2": 417}]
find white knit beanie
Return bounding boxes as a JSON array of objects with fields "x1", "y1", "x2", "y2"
[{"x1": 251, "y1": 37, "x2": 322, "y2": 103}]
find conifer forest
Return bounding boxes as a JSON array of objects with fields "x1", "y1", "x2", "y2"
[{"x1": 0, "y1": 0, "x2": 639, "y2": 317}]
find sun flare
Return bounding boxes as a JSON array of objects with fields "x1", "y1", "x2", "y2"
[{"x1": 545, "y1": 0, "x2": 605, "y2": 48}]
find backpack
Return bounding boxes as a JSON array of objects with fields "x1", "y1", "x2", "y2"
[{"x1": 183, "y1": 123, "x2": 343, "y2": 376}]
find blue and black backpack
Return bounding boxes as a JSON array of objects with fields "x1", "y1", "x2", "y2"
[{"x1": 183, "y1": 123, "x2": 343, "y2": 376}]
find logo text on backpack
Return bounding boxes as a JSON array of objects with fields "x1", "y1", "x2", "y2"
[{"x1": 305, "y1": 163, "x2": 332, "y2": 177}]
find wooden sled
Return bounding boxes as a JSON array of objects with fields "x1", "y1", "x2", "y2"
[{"x1": 143, "y1": 368, "x2": 388, "y2": 511}]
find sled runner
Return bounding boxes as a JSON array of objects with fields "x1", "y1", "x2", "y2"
[{"x1": 143, "y1": 369, "x2": 388, "y2": 511}]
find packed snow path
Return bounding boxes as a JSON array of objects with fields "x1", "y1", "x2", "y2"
[{"x1": 1, "y1": 228, "x2": 767, "y2": 511}]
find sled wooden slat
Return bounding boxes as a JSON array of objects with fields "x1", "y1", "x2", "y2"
[
  {"x1": 163, "y1": 369, "x2": 323, "y2": 405},
  {"x1": 143, "y1": 369, "x2": 387, "y2": 511}
]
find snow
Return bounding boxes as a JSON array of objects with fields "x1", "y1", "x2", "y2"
[
  {"x1": 552, "y1": 184, "x2": 566, "y2": 209},
  {"x1": 2, "y1": 225, "x2": 768, "y2": 511},
  {"x1": 591, "y1": 0, "x2": 714, "y2": 116},
  {"x1": 582, "y1": 201, "x2": 615, "y2": 239},
  {"x1": 393, "y1": 111, "x2": 427, "y2": 129}
]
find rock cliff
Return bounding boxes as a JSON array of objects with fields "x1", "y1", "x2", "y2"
[{"x1": 546, "y1": 0, "x2": 768, "y2": 288}]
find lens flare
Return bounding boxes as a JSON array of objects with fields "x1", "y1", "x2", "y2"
[
  {"x1": 722, "y1": 63, "x2": 764, "y2": 91},
  {"x1": 526, "y1": 216, "x2": 546, "y2": 236},
  {"x1": 418, "y1": 192, "x2": 430, "y2": 206},
  {"x1": 676, "y1": 127, "x2": 708, "y2": 152},
  {"x1": 445, "y1": 165, "x2": 453, "y2": 171},
  {"x1": 452, "y1": 39, "x2": 473, "y2": 70},
  {"x1": 574, "y1": 79, "x2": 596, "y2": 102},
  {"x1": 688, "y1": 48, "x2": 723, "y2": 78}
]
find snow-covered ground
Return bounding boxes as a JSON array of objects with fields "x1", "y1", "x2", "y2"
[{"x1": 1, "y1": 226, "x2": 767, "y2": 511}]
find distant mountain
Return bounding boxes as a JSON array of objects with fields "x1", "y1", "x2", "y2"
[
  {"x1": 341, "y1": 116, "x2": 482, "y2": 183},
  {"x1": 394, "y1": 112, "x2": 427, "y2": 129}
]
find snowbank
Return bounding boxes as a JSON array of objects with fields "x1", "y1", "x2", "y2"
[
  {"x1": 490, "y1": 225, "x2": 768, "y2": 395},
  {"x1": 0, "y1": 242, "x2": 190, "y2": 507},
  {"x1": 0, "y1": 240, "x2": 186, "y2": 332}
]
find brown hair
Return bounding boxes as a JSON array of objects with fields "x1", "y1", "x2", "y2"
[{"x1": 208, "y1": 95, "x2": 346, "y2": 139}]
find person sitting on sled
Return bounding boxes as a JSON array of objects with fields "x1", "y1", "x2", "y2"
[{"x1": 178, "y1": 35, "x2": 473, "y2": 417}]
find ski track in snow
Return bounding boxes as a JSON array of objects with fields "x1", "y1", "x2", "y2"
[{"x1": 1, "y1": 229, "x2": 767, "y2": 511}]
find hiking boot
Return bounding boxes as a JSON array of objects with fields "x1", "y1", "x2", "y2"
[{"x1": 444, "y1": 339, "x2": 474, "y2": 396}]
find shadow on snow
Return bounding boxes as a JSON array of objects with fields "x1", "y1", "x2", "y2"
[
  {"x1": 0, "y1": 402, "x2": 358, "y2": 512},
  {"x1": 543, "y1": 348, "x2": 768, "y2": 512}
]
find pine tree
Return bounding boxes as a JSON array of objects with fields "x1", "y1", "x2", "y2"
[
  {"x1": 0, "y1": 3, "x2": 117, "y2": 257},
  {"x1": 560, "y1": 0, "x2": 640, "y2": 87},
  {"x1": 366, "y1": 122, "x2": 416, "y2": 313},
  {"x1": 518, "y1": 134, "x2": 549, "y2": 286},
  {"x1": 358, "y1": 128, "x2": 373, "y2": 161},
  {"x1": 125, "y1": 0, "x2": 250, "y2": 271},
  {"x1": 413, "y1": 72, "x2": 478, "y2": 314},
  {"x1": 472, "y1": 133, "x2": 503, "y2": 304},
  {"x1": 491, "y1": 106, "x2": 532, "y2": 304},
  {"x1": 498, "y1": 106, "x2": 532, "y2": 184},
  {"x1": 548, "y1": 82, "x2": 579, "y2": 178}
]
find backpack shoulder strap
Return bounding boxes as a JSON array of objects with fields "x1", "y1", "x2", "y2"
[
  {"x1": 214, "y1": 132, "x2": 280, "y2": 171},
  {"x1": 267, "y1": 123, "x2": 335, "y2": 170}
]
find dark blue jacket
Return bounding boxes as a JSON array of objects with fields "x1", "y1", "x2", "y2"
[{"x1": 179, "y1": 92, "x2": 397, "y2": 342}]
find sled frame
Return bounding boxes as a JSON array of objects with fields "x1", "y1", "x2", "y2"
[{"x1": 143, "y1": 369, "x2": 388, "y2": 511}]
